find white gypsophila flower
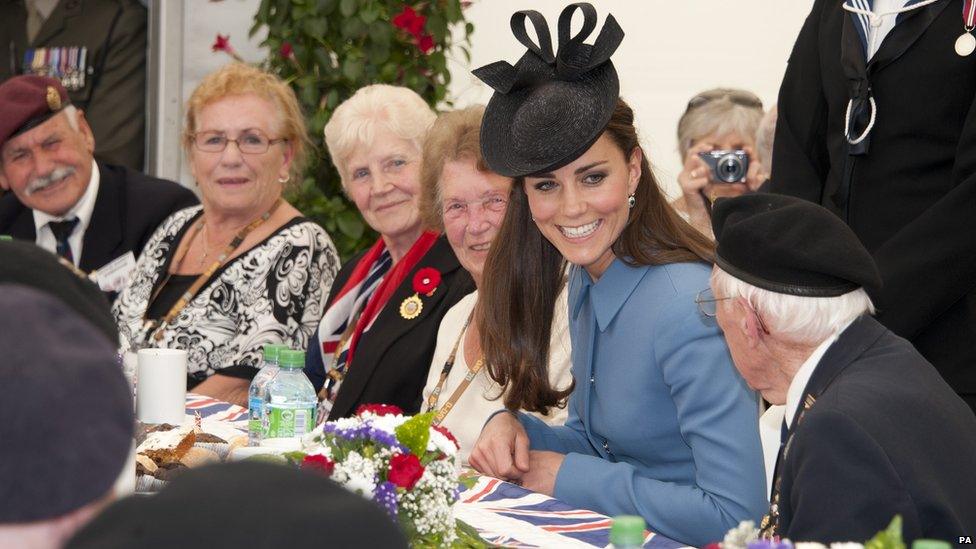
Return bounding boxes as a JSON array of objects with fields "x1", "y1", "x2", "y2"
[
  {"x1": 395, "y1": 459, "x2": 458, "y2": 542},
  {"x1": 427, "y1": 428, "x2": 459, "y2": 457},
  {"x1": 794, "y1": 543, "x2": 828, "y2": 549},
  {"x1": 331, "y1": 451, "x2": 377, "y2": 498},
  {"x1": 828, "y1": 543, "x2": 864, "y2": 549},
  {"x1": 722, "y1": 520, "x2": 759, "y2": 549}
]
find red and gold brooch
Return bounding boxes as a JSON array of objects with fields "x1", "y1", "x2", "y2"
[{"x1": 399, "y1": 267, "x2": 441, "y2": 320}]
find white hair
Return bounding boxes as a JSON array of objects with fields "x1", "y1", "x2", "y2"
[
  {"x1": 754, "y1": 105, "x2": 777, "y2": 168},
  {"x1": 711, "y1": 266, "x2": 875, "y2": 345},
  {"x1": 323, "y1": 84, "x2": 435, "y2": 185},
  {"x1": 62, "y1": 105, "x2": 80, "y2": 132}
]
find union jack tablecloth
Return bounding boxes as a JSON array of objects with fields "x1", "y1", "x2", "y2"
[{"x1": 182, "y1": 395, "x2": 690, "y2": 549}]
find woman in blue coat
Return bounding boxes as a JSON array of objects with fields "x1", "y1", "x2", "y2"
[{"x1": 467, "y1": 4, "x2": 767, "y2": 546}]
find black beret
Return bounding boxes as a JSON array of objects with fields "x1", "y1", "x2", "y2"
[
  {"x1": 711, "y1": 193, "x2": 882, "y2": 297},
  {"x1": 0, "y1": 75, "x2": 70, "y2": 147},
  {"x1": 67, "y1": 461, "x2": 410, "y2": 549},
  {"x1": 0, "y1": 285, "x2": 133, "y2": 523},
  {"x1": 0, "y1": 240, "x2": 118, "y2": 344},
  {"x1": 474, "y1": 3, "x2": 624, "y2": 177}
]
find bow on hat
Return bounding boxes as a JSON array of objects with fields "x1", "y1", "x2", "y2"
[{"x1": 473, "y1": 2, "x2": 624, "y2": 95}]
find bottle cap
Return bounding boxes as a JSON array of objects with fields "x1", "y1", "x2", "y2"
[
  {"x1": 912, "y1": 541, "x2": 951, "y2": 549},
  {"x1": 262, "y1": 344, "x2": 289, "y2": 362},
  {"x1": 278, "y1": 349, "x2": 305, "y2": 369},
  {"x1": 609, "y1": 515, "x2": 645, "y2": 546}
]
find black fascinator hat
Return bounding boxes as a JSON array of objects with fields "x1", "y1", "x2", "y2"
[{"x1": 474, "y1": 2, "x2": 624, "y2": 178}]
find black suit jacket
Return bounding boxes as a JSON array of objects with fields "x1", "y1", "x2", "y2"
[
  {"x1": 0, "y1": 162, "x2": 198, "y2": 272},
  {"x1": 769, "y1": 0, "x2": 976, "y2": 394},
  {"x1": 0, "y1": 0, "x2": 148, "y2": 170},
  {"x1": 775, "y1": 316, "x2": 976, "y2": 543},
  {"x1": 316, "y1": 235, "x2": 475, "y2": 419}
]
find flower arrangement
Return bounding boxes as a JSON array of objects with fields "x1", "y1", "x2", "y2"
[
  {"x1": 288, "y1": 404, "x2": 485, "y2": 548},
  {"x1": 707, "y1": 516, "x2": 908, "y2": 549}
]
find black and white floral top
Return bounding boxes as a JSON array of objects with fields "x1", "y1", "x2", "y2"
[{"x1": 114, "y1": 206, "x2": 340, "y2": 383}]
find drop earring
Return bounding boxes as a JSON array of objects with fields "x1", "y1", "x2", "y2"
[{"x1": 627, "y1": 194, "x2": 636, "y2": 208}]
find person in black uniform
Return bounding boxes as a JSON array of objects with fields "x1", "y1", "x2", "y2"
[
  {"x1": 708, "y1": 193, "x2": 976, "y2": 544},
  {"x1": 769, "y1": 0, "x2": 976, "y2": 413},
  {"x1": 0, "y1": 75, "x2": 196, "y2": 292},
  {"x1": 0, "y1": 0, "x2": 148, "y2": 170}
]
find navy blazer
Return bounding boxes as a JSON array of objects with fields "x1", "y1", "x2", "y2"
[
  {"x1": 775, "y1": 315, "x2": 976, "y2": 543},
  {"x1": 0, "y1": 163, "x2": 197, "y2": 273},
  {"x1": 305, "y1": 235, "x2": 475, "y2": 419},
  {"x1": 518, "y1": 259, "x2": 767, "y2": 547}
]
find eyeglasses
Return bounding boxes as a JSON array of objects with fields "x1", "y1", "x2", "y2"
[
  {"x1": 685, "y1": 90, "x2": 764, "y2": 113},
  {"x1": 695, "y1": 287, "x2": 770, "y2": 334},
  {"x1": 442, "y1": 195, "x2": 508, "y2": 220},
  {"x1": 192, "y1": 129, "x2": 287, "y2": 154}
]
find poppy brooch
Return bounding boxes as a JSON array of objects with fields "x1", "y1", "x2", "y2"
[{"x1": 399, "y1": 267, "x2": 441, "y2": 320}]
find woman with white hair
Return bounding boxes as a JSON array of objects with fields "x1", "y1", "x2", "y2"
[
  {"x1": 303, "y1": 84, "x2": 475, "y2": 420},
  {"x1": 672, "y1": 88, "x2": 767, "y2": 237}
]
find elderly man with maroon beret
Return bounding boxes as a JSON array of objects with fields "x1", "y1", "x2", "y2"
[{"x1": 0, "y1": 75, "x2": 196, "y2": 293}]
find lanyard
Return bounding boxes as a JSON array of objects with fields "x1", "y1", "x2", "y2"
[
  {"x1": 425, "y1": 310, "x2": 487, "y2": 425},
  {"x1": 142, "y1": 199, "x2": 282, "y2": 342}
]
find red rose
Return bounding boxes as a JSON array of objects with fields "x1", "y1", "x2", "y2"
[
  {"x1": 412, "y1": 267, "x2": 441, "y2": 295},
  {"x1": 356, "y1": 403, "x2": 404, "y2": 417},
  {"x1": 417, "y1": 34, "x2": 435, "y2": 54},
  {"x1": 392, "y1": 6, "x2": 426, "y2": 38},
  {"x1": 301, "y1": 454, "x2": 335, "y2": 476},
  {"x1": 211, "y1": 33, "x2": 234, "y2": 53},
  {"x1": 388, "y1": 453, "x2": 425, "y2": 490},
  {"x1": 432, "y1": 424, "x2": 460, "y2": 451},
  {"x1": 279, "y1": 41, "x2": 293, "y2": 59}
]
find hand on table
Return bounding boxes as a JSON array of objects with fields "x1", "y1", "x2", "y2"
[
  {"x1": 469, "y1": 411, "x2": 531, "y2": 482},
  {"x1": 520, "y1": 451, "x2": 564, "y2": 496}
]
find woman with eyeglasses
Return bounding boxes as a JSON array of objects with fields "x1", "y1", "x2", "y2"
[
  {"x1": 417, "y1": 106, "x2": 573, "y2": 463},
  {"x1": 467, "y1": 5, "x2": 766, "y2": 546},
  {"x1": 114, "y1": 63, "x2": 339, "y2": 405},
  {"x1": 672, "y1": 88, "x2": 767, "y2": 238}
]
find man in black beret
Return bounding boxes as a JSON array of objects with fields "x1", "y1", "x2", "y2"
[
  {"x1": 0, "y1": 285, "x2": 133, "y2": 549},
  {"x1": 0, "y1": 75, "x2": 196, "y2": 294},
  {"x1": 702, "y1": 193, "x2": 976, "y2": 544},
  {"x1": 67, "y1": 461, "x2": 409, "y2": 549}
]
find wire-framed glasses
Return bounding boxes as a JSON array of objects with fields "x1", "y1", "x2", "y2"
[
  {"x1": 685, "y1": 90, "x2": 764, "y2": 113},
  {"x1": 192, "y1": 129, "x2": 287, "y2": 154},
  {"x1": 695, "y1": 287, "x2": 770, "y2": 334}
]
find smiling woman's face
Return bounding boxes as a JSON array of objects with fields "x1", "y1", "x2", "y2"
[
  {"x1": 343, "y1": 125, "x2": 423, "y2": 243},
  {"x1": 523, "y1": 133, "x2": 641, "y2": 280}
]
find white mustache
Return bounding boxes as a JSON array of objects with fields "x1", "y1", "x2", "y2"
[{"x1": 25, "y1": 167, "x2": 76, "y2": 196}]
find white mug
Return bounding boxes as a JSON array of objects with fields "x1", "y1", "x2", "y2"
[{"x1": 136, "y1": 348, "x2": 187, "y2": 424}]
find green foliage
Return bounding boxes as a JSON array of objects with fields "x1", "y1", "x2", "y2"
[
  {"x1": 394, "y1": 411, "x2": 434, "y2": 456},
  {"x1": 865, "y1": 515, "x2": 905, "y2": 549},
  {"x1": 252, "y1": 0, "x2": 473, "y2": 260}
]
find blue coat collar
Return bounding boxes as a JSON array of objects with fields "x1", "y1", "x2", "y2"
[{"x1": 571, "y1": 258, "x2": 649, "y2": 332}]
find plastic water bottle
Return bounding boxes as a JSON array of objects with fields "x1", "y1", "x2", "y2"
[
  {"x1": 264, "y1": 349, "x2": 316, "y2": 439},
  {"x1": 609, "y1": 515, "x2": 645, "y2": 548},
  {"x1": 248, "y1": 344, "x2": 288, "y2": 446}
]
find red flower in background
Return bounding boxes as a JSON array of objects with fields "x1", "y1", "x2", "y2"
[
  {"x1": 279, "y1": 41, "x2": 294, "y2": 59},
  {"x1": 432, "y1": 424, "x2": 460, "y2": 451},
  {"x1": 392, "y1": 6, "x2": 426, "y2": 37},
  {"x1": 417, "y1": 34, "x2": 435, "y2": 54},
  {"x1": 212, "y1": 33, "x2": 234, "y2": 53},
  {"x1": 388, "y1": 453, "x2": 425, "y2": 490},
  {"x1": 301, "y1": 454, "x2": 335, "y2": 476},
  {"x1": 413, "y1": 267, "x2": 441, "y2": 295},
  {"x1": 356, "y1": 403, "x2": 404, "y2": 416}
]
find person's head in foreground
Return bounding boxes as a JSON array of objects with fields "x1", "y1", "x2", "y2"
[
  {"x1": 707, "y1": 193, "x2": 976, "y2": 543},
  {"x1": 0, "y1": 75, "x2": 97, "y2": 217},
  {"x1": 66, "y1": 461, "x2": 408, "y2": 549},
  {"x1": 0, "y1": 285, "x2": 133, "y2": 549}
]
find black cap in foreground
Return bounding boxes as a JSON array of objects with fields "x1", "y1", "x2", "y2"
[
  {"x1": 711, "y1": 193, "x2": 882, "y2": 297},
  {"x1": 67, "y1": 461, "x2": 409, "y2": 549}
]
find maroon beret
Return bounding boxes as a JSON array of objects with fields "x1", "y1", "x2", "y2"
[{"x1": 0, "y1": 75, "x2": 71, "y2": 148}]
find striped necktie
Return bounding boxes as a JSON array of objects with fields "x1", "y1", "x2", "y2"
[{"x1": 48, "y1": 218, "x2": 79, "y2": 263}]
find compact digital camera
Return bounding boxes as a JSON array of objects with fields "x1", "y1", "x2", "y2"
[{"x1": 697, "y1": 150, "x2": 749, "y2": 184}]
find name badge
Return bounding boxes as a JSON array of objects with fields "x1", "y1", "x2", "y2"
[{"x1": 90, "y1": 251, "x2": 136, "y2": 293}]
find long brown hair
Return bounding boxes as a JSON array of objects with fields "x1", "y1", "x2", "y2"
[{"x1": 478, "y1": 99, "x2": 715, "y2": 414}]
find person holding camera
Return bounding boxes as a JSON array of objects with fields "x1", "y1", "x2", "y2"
[{"x1": 672, "y1": 88, "x2": 767, "y2": 238}]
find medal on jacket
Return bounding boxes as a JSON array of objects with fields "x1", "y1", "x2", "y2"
[
  {"x1": 399, "y1": 267, "x2": 441, "y2": 320},
  {"x1": 956, "y1": 0, "x2": 976, "y2": 56}
]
